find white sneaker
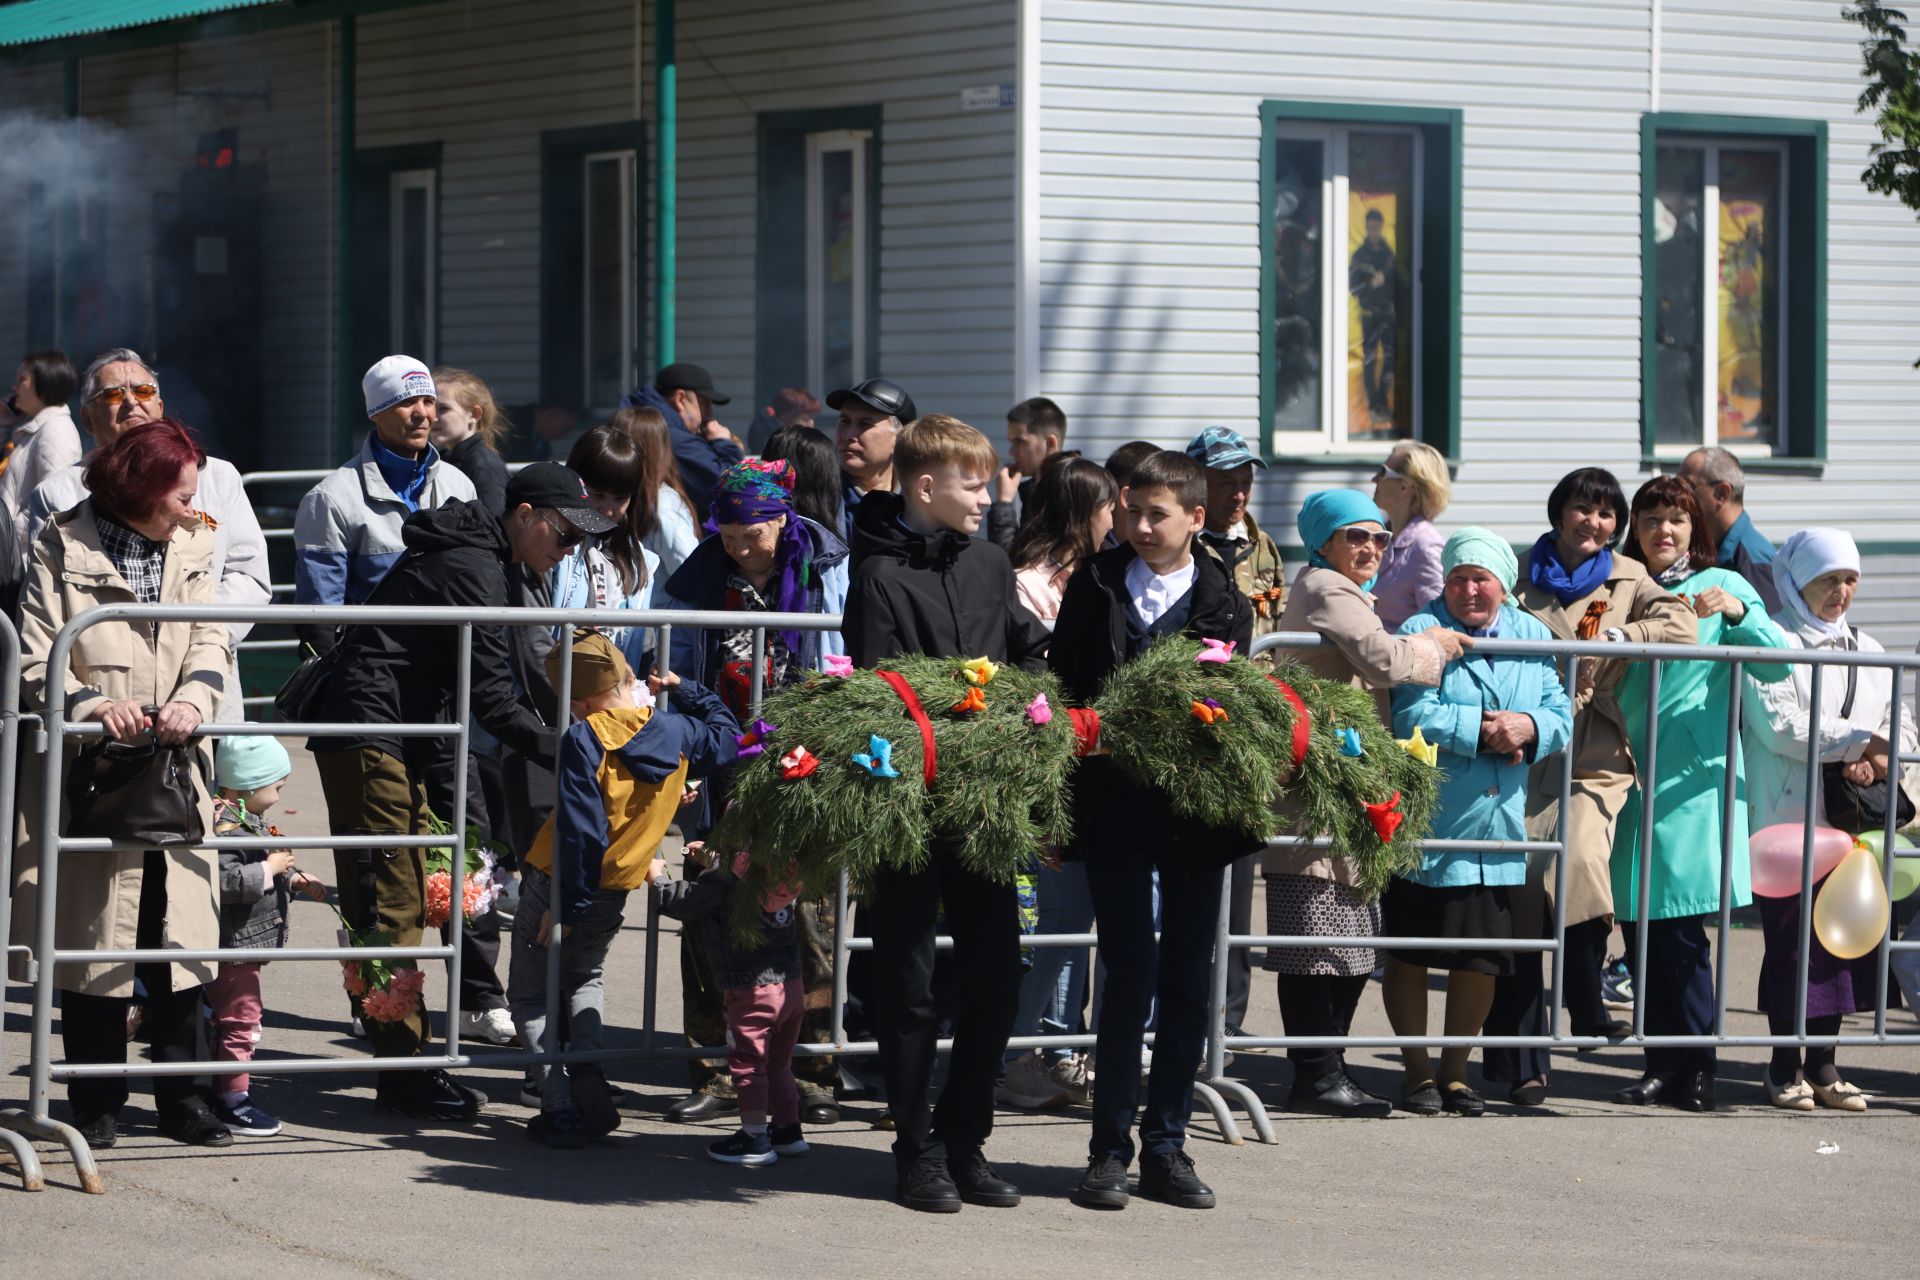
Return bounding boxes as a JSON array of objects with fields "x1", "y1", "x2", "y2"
[
  {"x1": 461, "y1": 1008, "x2": 520, "y2": 1046},
  {"x1": 996, "y1": 1051, "x2": 1070, "y2": 1110},
  {"x1": 1048, "y1": 1053, "x2": 1093, "y2": 1105}
]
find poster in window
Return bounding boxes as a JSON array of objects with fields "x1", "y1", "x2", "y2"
[
  {"x1": 1716, "y1": 151, "x2": 1780, "y2": 447},
  {"x1": 1346, "y1": 133, "x2": 1413, "y2": 441}
]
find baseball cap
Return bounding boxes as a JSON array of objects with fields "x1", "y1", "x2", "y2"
[
  {"x1": 504, "y1": 462, "x2": 620, "y2": 535},
  {"x1": 363, "y1": 355, "x2": 435, "y2": 419},
  {"x1": 1185, "y1": 425, "x2": 1267, "y2": 471},
  {"x1": 655, "y1": 362, "x2": 730, "y2": 406},
  {"x1": 825, "y1": 377, "x2": 917, "y2": 425}
]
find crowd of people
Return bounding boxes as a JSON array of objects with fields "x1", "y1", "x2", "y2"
[{"x1": 3, "y1": 343, "x2": 1917, "y2": 1211}]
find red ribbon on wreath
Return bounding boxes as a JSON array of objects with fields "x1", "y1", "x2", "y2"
[
  {"x1": 876, "y1": 670, "x2": 938, "y2": 785},
  {"x1": 1067, "y1": 707, "x2": 1103, "y2": 757},
  {"x1": 1264, "y1": 676, "x2": 1313, "y2": 776}
]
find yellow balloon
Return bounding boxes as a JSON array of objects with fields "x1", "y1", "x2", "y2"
[{"x1": 1813, "y1": 846, "x2": 1892, "y2": 961}]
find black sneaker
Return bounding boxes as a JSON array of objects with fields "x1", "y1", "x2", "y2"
[
  {"x1": 1138, "y1": 1150, "x2": 1215, "y2": 1209},
  {"x1": 709, "y1": 1127, "x2": 777, "y2": 1166},
  {"x1": 896, "y1": 1154, "x2": 962, "y2": 1213},
  {"x1": 1072, "y1": 1152, "x2": 1131, "y2": 1210},
  {"x1": 76, "y1": 1113, "x2": 118, "y2": 1150},
  {"x1": 951, "y1": 1148, "x2": 1021, "y2": 1207},
  {"x1": 571, "y1": 1065, "x2": 619, "y2": 1137},
  {"x1": 770, "y1": 1123, "x2": 809, "y2": 1156},
  {"x1": 158, "y1": 1099, "x2": 234, "y2": 1148},
  {"x1": 374, "y1": 1069, "x2": 484, "y2": 1122},
  {"x1": 527, "y1": 1107, "x2": 588, "y2": 1150}
]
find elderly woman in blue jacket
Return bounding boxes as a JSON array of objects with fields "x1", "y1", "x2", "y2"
[{"x1": 1388, "y1": 529, "x2": 1574, "y2": 1116}]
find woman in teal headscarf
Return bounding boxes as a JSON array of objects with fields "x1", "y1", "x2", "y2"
[{"x1": 1265, "y1": 489, "x2": 1470, "y2": 1118}]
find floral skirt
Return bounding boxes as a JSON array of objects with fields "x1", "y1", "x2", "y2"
[{"x1": 1261, "y1": 874, "x2": 1379, "y2": 978}]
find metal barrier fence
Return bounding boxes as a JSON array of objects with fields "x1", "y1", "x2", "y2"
[{"x1": 3, "y1": 602, "x2": 1917, "y2": 1192}]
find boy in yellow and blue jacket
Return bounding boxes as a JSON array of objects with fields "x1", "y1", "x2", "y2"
[{"x1": 507, "y1": 630, "x2": 739, "y2": 1147}]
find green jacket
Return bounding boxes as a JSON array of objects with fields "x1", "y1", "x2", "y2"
[
  {"x1": 1611, "y1": 567, "x2": 1792, "y2": 921},
  {"x1": 1201, "y1": 513, "x2": 1287, "y2": 650}
]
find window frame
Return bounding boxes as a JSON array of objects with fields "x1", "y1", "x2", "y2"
[
  {"x1": 581, "y1": 147, "x2": 639, "y2": 412},
  {"x1": 1640, "y1": 113, "x2": 1827, "y2": 467},
  {"x1": 388, "y1": 167, "x2": 438, "y2": 366},
  {"x1": 540, "y1": 121, "x2": 647, "y2": 413},
  {"x1": 803, "y1": 128, "x2": 873, "y2": 398},
  {"x1": 1259, "y1": 100, "x2": 1462, "y2": 466}
]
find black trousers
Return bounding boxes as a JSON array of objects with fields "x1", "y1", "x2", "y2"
[
  {"x1": 1483, "y1": 915, "x2": 1612, "y2": 1082},
  {"x1": 1621, "y1": 917, "x2": 1716, "y2": 1075},
  {"x1": 422, "y1": 749, "x2": 509, "y2": 1015},
  {"x1": 61, "y1": 851, "x2": 209, "y2": 1122},
  {"x1": 870, "y1": 841, "x2": 1022, "y2": 1174},
  {"x1": 1274, "y1": 973, "x2": 1370, "y2": 1083},
  {"x1": 1085, "y1": 849, "x2": 1223, "y2": 1162},
  {"x1": 1225, "y1": 852, "x2": 1256, "y2": 1027}
]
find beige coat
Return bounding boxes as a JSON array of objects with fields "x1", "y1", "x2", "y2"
[
  {"x1": 8, "y1": 503, "x2": 230, "y2": 997},
  {"x1": 1268, "y1": 565, "x2": 1446, "y2": 884},
  {"x1": 1516, "y1": 551, "x2": 1696, "y2": 926}
]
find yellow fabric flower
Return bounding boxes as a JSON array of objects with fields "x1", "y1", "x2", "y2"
[
  {"x1": 1398, "y1": 726, "x2": 1439, "y2": 768},
  {"x1": 961, "y1": 657, "x2": 999, "y2": 687}
]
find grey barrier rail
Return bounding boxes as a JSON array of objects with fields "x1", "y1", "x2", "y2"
[
  {"x1": 5, "y1": 602, "x2": 1919, "y2": 1189},
  {"x1": 0, "y1": 612, "x2": 47, "y2": 1191}
]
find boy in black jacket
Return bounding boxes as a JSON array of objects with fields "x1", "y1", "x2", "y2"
[
  {"x1": 1050, "y1": 450, "x2": 1254, "y2": 1212},
  {"x1": 843, "y1": 412, "x2": 1049, "y2": 1213}
]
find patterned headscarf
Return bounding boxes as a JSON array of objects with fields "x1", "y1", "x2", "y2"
[{"x1": 706, "y1": 459, "x2": 814, "y2": 652}]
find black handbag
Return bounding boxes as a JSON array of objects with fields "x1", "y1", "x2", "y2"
[
  {"x1": 66, "y1": 724, "x2": 205, "y2": 847},
  {"x1": 1820, "y1": 637, "x2": 1916, "y2": 834},
  {"x1": 274, "y1": 635, "x2": 343, "y2": 724}
]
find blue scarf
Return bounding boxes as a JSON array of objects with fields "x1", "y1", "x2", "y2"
[
  {"x1": 368, "y1": 430, "x2": 435, "y2": 512},
  {"x1": 1527, "y1": 532, "x2": 1612, "y2": 606}
]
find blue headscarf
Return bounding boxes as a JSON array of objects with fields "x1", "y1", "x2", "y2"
[
  {"x1": 1526, "y1": 532, "x2": 1613, "y2": 607},
  {"x1": 1297, "y1": 490, "x2": 1390, "y2": 590}
]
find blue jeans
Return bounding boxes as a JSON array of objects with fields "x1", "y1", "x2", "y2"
[
  {"x1": 1008, "y1": 861, "x2": 1095, "y2": 1065},
  {"x1": 506, "y1": 866, "x2": 628, "y2": 1111},
  {"x1": 1085, "y1": 847, "x2": 1223, "y2": 1163}
]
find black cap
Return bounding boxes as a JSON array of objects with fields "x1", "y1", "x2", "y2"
[
  {"x1": 826, "y1": 378, "x2": 916, "y2": 425},
  {"x1": 504, "y1": 462, "x2": 619, "y2": 535},
  {"x1": 654, "y1": 361, "x2": 730, "y2": 405}
]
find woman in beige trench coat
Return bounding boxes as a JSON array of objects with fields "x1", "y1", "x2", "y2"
[
  {"x1": 1483, "y1": 467, "x2": 1694, "y2": 1105},
  {"x1": 9, "y1": 418, "x2": 234, "y2": 1149}
]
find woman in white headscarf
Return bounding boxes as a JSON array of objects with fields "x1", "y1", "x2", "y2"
[{"x1": 1744, "y1": 529, "x2": 1916, "y2": 1113}]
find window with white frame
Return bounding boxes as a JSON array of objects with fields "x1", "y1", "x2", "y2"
[
  {"x1": 805, "y1": 129, "x2": 870, "y2": 397},
  {"x1": 1651, "y1": 140, "x2": 1789, "y2": 455},
  {"x1": 583, "y1": 149, "x2": 637, "y2": 411},
  {"x1": 389, "y1": 168, "x2": 436, "y2": 364},
  {"x1": 1269, "y1": 124, "x2": 1422, "y2": 450}
]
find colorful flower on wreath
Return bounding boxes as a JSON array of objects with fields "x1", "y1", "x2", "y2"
[
  {"x1": 778, "y1": 745, "x2": 820, "y2": 780},
  {"x1": 1191, "y1": 697, "x2": 1229, "y2": 725},
  {"x1": 1364, "y1": 791, "x2": 1405, "y2": 844},
  {"x1": 1398, "y1": 726, "x2": 1439, "y2": 768},
  {"x1": 852, "y1": 734, "x2": 901, "y2": 779},
  {"x1": 822, "y1": 654, "x2": 854, "y2": 677},
  {"x1": 1337, "y1": 726, "x2": 1365, "y2": 757},
  {"x1": 961, "y1": 657, "x2": 999, "y2": 686},
  {"x1": 1025, "y1": 692, "x2": 1053, "y2": 726},
  {"x1": 361, "y1": 967, "x2": 426, "y2": 1024},
  {"x1": 951, "y1": 685, "x2": 989, "y2": 715},
  {"x1": 1195, "y1": 638, "x2": 1236, "y2": 664},
  {"x1": 736, "y1": 717, "x2": 778, "y2": 758}
]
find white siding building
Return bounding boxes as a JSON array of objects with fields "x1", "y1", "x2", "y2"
[{"x1": 1, "y1": 0, "x2": 1915, "y2": 638}]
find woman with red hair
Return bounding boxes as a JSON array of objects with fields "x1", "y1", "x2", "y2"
[{"x1": 10, "y1": 416, "x2": 235, "y2": 1149}]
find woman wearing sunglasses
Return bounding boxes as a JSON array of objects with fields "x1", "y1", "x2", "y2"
[
  {"x1": 1266, "y1": 489, "x2": 1468, "y2": 1118},
  {"x1": 1482, "y1": 466, "x2": 1695, "y2": 1107}
]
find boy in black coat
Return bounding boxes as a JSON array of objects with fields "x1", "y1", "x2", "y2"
[
  {"x1": 842, "y1": 412, "x2": 1049, "y2": 1213},
  {"x1": 1050, "y1": 450, "x2": 1254, "y2": 1212}
]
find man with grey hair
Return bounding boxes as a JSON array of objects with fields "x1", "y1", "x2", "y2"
[
  {"x1": 1676, "y1": 446, "x2": 1779, "y2": 613},
  {"x1": 28, "y1": 347, "x2": 271, "y2": 719}
]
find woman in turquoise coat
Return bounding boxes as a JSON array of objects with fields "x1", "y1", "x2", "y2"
[
  {"x1": 1610, "y1": 476, "x2": 1790, "y2": 1113},
  {"x1": 1389, "y1": 530, "x2": 1574, "y2": 1116}
]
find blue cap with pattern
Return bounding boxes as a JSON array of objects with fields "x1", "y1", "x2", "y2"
[{"x1": 1184, "y1": 425, "x2": 1266, "y2": 471}]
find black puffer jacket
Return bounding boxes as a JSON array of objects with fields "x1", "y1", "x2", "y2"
[
  {"x1": 442, "y1": 433, "x2": 509, "y2": 518},
  {"x1": 1050, "y1": 540, "x2": 1258, "y2": 868},
  {"x1": 311, "y1": 500, "x2": 554, "y2": 769},
  {"x1": 843, "y1": 491, "x2": 1048, "y2": 670}
]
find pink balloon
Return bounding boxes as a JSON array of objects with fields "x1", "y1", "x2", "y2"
[{"x1": 1749, "y1": 823, "x2": 1855, "y2": 898}]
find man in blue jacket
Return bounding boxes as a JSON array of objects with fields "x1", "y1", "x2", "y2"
[{"x1": 620, "y1": 362, "x2": 743, "y2": 515}]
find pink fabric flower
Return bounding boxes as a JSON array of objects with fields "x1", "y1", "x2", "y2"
[
  {"x1": 823, "y1": 654, "x2": 854, "y2": 677},
  {"x1": 1195, "y1": 638, "x2": 1236, "y2": 664},
  {"x1": 340, "y1": 962, "x2": 368, "y2": 999},
  {"x1": 1026, "y1": 693, "x2": 1053, "y2": 726}
]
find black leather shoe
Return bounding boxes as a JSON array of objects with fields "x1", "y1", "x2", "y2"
[
  {"x1": 1138, "y1": 1151, "x2": 1215, "y2": 1209},
  {"x1": 1440, "y1": 1084, "x2": 1486, "y2": 1117},
  {"x1": 374, "y1": 1069, "x2": 484, "y2": 1122},
  {"x1": 1669, "y1": 1071, "x2": 1717, "y2": 1113},
  {"x1": 897, "y1": 1155, "x2": 963, "y2": 1213},
  {"x1": 952, "y1": 1149, "x2": 1021, "y2": 1207},
  {"x1": 1289, "y1": 1070, "x2": 1393, "y2": 1118},
  {"x1": 798, "y1": 1088, "x2": 841, "y2": 1126},
  {"x1": 665, "y1": 1090, "x2": 738, "y2": 1123},
  {"x1": 158, "y1": 1100, "x2": 233, "y2": 1147},
  {"x1": 1507, "y1": 1079, "x2": 1549, "y2": 1107},
  {"x1": 1072, "y1": 1152, "x2": 1131, "y2": 1210},
  {"x1": 76, "y1": 1113, "x2": 118, "y2": 1150},
  {"x1": 836, "y1": 1063, "x2": 879, "y2": 1102},
  {"x1": 1613, "y1": 1072, "x2": 1676, "y2": 1106}
]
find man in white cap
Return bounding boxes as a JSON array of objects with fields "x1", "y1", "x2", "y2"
[{"x1": 28, "y1": 346, "x2": 271, "y2": 721}]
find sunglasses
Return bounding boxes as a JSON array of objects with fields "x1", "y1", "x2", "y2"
[
  {"x1": 1372, "y1": 465, "x2": 1407, "y2": 482},
  {"x1": 1340, "y1": 527, "x2": 1392, "y2": 550},
  {"x1": 540, "y1": 511, "x2": 585, "y2": 549},
  {"x1": 90, "y1": 383, "x2": 160, "y2": 408}
]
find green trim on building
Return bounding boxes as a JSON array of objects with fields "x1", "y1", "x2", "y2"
[
  {"x1": 654, "y1": 0, "x2": 676, "y2": 370},
  {"x1": 0, "y1": 0, "x2": 278, "y2": 50},
  {"x1": 1639, "y1": 112, "x2": 1828, "y2": 463},
  {"x1": 1258, "y1": 100, "x2": 1464, "y2": 465},
  {"x1": 0, "y1": 0, "x2": 451, "y2": 65}
]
